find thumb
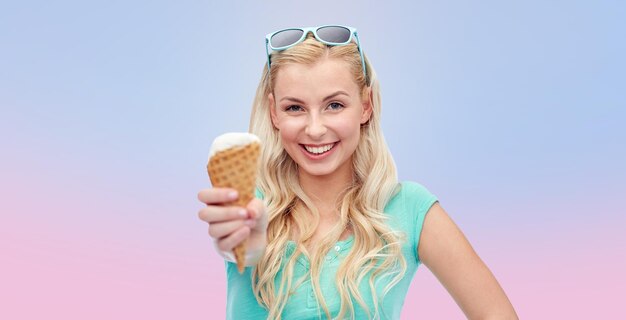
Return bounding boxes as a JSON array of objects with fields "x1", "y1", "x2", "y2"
[{"x1": 247, "y1": 198, "x2": 266, "y2": 220}]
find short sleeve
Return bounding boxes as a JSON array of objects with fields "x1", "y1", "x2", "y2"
[{"x1": 402, "y1": 182, "x2": 439, "y2": 265}]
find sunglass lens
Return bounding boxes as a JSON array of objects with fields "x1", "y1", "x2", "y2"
[
  {"x1": 270, "y1": 29, "x2": 304, "y2": 49},
  {"x1": 316, "y1": 26, "x2": 351, "y2": 44}
]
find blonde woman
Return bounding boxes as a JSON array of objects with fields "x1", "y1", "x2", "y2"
[{"x1": 197, "y1": 25, "x2": 518, "y2": 319}]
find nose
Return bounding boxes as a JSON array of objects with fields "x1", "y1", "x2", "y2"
[{"x1": 305, "y1": 114, "x2": 327, "y2": 140}]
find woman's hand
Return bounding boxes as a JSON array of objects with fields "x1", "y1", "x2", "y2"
[{"x1": 197, "y1": 188, "x2": 268, "y2": 266}]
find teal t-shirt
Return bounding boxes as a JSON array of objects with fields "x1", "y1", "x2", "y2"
[{"x1": 225, "y1": 181, "x2": 439, "y2": 319}]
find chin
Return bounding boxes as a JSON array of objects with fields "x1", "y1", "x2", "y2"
[{"x1": 297, "y1": 164, "x2": 336, "y2": 177}]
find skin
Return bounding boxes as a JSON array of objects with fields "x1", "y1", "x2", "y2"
[{"x1": 197, "y1": 57, "x2": 518, "y2": 319}]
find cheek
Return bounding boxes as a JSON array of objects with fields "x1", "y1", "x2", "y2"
[
  {"x1": 329, "y1": 115, "x2": 362, "y2": 139},
  {"x1": 276, "y1": 118, "x2": 304, "y2": 142}
]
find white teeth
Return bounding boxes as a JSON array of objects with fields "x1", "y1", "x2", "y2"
[{"x1": 304, "y1": 143, "x2": 335, "y2": 154}]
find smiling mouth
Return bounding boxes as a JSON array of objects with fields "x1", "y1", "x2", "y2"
[{"x1": 301, "y1": 142, "x2": 337, "y2": 155}]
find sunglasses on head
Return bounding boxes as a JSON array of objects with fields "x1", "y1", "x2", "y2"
[{"x1": 265, "y1": 25, "x2": 367, "y2": 81}]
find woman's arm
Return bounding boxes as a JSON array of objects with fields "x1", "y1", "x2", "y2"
[{"x1": 418, "y1": 202, "x2": 518, "y2": 319}]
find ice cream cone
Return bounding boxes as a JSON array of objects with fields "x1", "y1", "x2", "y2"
[{"x1": 207, "y1": 133, "x2": 261, "y2": 273}]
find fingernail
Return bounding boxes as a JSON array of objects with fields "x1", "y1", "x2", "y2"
[
  {"x1": 245, "y1": 219, "x2": 256, "y2": 227},
  {"x1": 228, "y1": 191, "x2": 238, "y2": 200},
  {"x1": 238, "y1": 209, "x2": 247, "y2": 218}
]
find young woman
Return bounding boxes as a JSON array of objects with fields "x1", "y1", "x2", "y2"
[{"x1": 197, "y1": 25, "x2": 518, "y2": 319}]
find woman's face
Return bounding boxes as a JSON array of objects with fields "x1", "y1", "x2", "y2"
[{"x1": 269, "y1": 58, "x2": 372, "y2": 179}]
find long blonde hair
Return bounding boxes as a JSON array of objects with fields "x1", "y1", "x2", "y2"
[{"x1": 249, "y1": 34, "x2": 406, "y2": 319}]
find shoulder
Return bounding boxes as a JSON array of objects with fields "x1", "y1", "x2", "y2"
[
  {"x1": 387, "y1": 181, "x2": 439, "y2": 212},
  {"x1": 399, "y1": 181, "x2": 436, "y2": 198}
]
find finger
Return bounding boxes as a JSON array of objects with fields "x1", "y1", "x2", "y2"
[
  {"x1": 197, "y1": 188, "x2": 238, "y2": 205},
  {"x1": 198, "y1": 205, "x2": 248, "y2": 223},
  {"x1": 247, "y1": 199, "x2": 267, "y2": 233},
  {"x1": 208, "y1": 219, "x2": 256, "y2": 239},
  {"x1": 247, "y1": 198, "x2": 264, "y2": 220},
  {"x1": 216, "y1": 226, "x2": 251, "y2": 252}
]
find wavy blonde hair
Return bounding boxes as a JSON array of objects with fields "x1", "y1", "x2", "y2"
[{"x1": 248, "y1": 34, "x2": 405, "y2": 319}]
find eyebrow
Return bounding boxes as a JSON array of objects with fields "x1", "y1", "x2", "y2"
[{"x1": 280, "y1": 91, "x2": 350, "y2": 104}]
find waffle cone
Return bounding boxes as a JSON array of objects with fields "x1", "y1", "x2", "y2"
[{"x1": 207, "y1": 142, "x2": 260, "y2": 273}]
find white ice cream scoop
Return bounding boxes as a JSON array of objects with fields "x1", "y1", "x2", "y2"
[{"x1": 208, "y1": 132, "x2": 261, "y2": 160}]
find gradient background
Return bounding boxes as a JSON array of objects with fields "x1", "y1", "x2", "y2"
[{"x1": 1, "y1": 0, "x2": 624, "y2": 319}]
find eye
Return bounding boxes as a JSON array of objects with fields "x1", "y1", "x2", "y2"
[
  {"x1": 285, "y1": 105, "x2": 303, "y2": 112},
  {"x1": 327, "y1": 102, "x2": 344, "y2": 110}
]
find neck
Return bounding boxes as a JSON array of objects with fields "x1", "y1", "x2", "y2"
[{"x1": 297, "y1": 160, "x2": 354, "y2": 216}]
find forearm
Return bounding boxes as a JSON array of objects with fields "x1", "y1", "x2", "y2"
[
  {"x1": 480, "y1": 310, "x2": 519, "y2": 320},
  {"x1": 461, "y1": 285, "x2": 518, "y2": 320},
  {"x1": 457, "y1": 276, "x2": 518, "y2": 320}
]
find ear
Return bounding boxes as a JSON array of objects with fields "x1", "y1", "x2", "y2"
[
  {"x1": 268, "y1": 93, "x2": 279, "y2": 128},
  {"x1": 360, "y1": 87, "x2": 373, "y2": 124}
]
